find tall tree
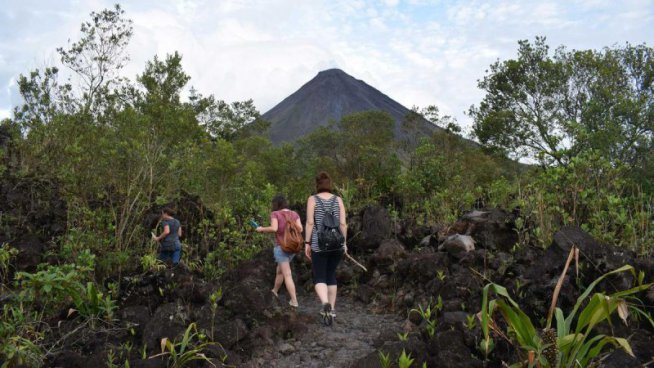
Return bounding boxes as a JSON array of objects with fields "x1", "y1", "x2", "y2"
[
  {"x1": 57, "y1": 4, "x2": 133, "y2": 117},
  {"x1": 470, "y1": 37, "x2": 654, "y2": 169}
]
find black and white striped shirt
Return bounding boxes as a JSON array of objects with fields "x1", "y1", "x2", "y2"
[{"x1": 311, "y1": 194, "x2": 341, "y2": 252}]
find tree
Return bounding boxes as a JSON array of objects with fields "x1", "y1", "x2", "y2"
[
  {"x1": 57, "y1": 4, "x2": 133, "y2": 117},
  {"x1": 193, "y1": 96, "x2": 262, "y2": 141},
  {"x1": 470, "y1": 37, "x2": 654, "y2": 169},
  {"x1": 338, "y1": 111, "x2": 401, "y2": 195},
  {"x1": 14, "y1": 67, "x2": 74, "y2": 130},
  {"x1": 470, "y1": 37, "x2": 571, "y2": 165}
]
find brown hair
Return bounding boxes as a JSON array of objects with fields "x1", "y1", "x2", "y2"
[
  {"x1": 162, "y1": 207, "x2": 177, "y2": 216},
  {"x1": 272, "y1": 194, "x2": 289, "y2": 211},
  {"x1": 315, "y1": 171, "x2": 332, "y2": 193}
]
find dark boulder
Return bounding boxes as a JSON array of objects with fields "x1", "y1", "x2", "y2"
[
  {"x1": 396, "y1": 250, "x2": 449, "y2": 285},
  {"x1": 552, "y1": 225, "x2": 604, "y2": 257},
  {"x1": 439, "y1": 234, "x2": 475, "y2": 259},
  {"x1": 371, "y1": 239, "x2": 406, "y2": 274},
  {"x1": 352, "y1": 205, "x2": 392, "y2": 251},
  {"x1": 448, "y1": 209, "x2": 517, "y2": 251},
  {"x1": 13, "y1": 235, "x2": 44, "y2": 272},
  {"x1": 142, "y1": 302, "x2": 190, "y2": 352},
  {"x1": 396, "y1": 218, "x2": 438, "y2": 249},
  {"x1": 120, "y1": 305, "x2": 151, "y2": 334},
  {"x1": 429, "y1": 329, "x2": 483, "y2": 368},
  {"x1": 220, "y1": 251, "x2": 275, "y2": 320}
]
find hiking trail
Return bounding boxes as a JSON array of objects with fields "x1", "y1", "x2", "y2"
[{"x1": 242, "y1": 292, "x2": 405, "y2": 368}]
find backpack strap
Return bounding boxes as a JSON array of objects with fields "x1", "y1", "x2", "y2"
[
  {"x1": 315, "y1": 195, "x2": 338, "y2": 213},
  {"x1": 329, "y1": 195, "x2": 338, "y2": 213},
  {"x1": 314, "y1": 195, "x2": 326, "y2": 213}
]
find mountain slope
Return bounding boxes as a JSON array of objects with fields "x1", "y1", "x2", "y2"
[{"x1": 262, "y1": 68, "x2": 440, "y2": 144}]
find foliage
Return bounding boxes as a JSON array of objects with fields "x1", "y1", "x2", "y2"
[
  {"x1": 0, "y1": 243, "x2": 18, "y2": 287},
  {"x1": 396, "y1": 133, "x2": 508, "y2": 224},
  {"x1": 72, "y1": 282, "x2": 118, "y2": 321},
  {"x1": 378, "y1": 350, "x2": 392, "y2": 368},
  {"x1": 471, "y1": 37, "x2": 654, "y2": 176},
  {"x1": 398, "y1": 349, "x2": 415, "y2": 368},
  {"x1": 141, "y1": 254, "x2": 166, "y2": 272},
  {"x1": 149, "y1": 323, "x2": 218, "y2": 368},
  {"x1": 513, "y1": 151, "x2": 654, "y2": 252},
  {"x1": 480, "y1": 264, "x2": 653, "y2": 367},
  {"x1": 209, "y1": 288, "x2": 223, "y2": 341},
  {"x1": 0, "y1": 304, "x2": 44, "y2": 368},
  {"x1": 410, "y1": 298, "x2": 442, "y2": 339}
]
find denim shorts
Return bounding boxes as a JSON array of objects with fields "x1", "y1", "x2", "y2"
[
  {"x1": 159, "y1": 240, "x2": 182, "y2": 265},
  {"x1": 273, "y1": 245, "x2": 295, "y2": 263}
]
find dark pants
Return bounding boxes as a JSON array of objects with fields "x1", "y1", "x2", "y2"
[{"x1": 311, "y1": 250, "x2": 343, "y2": 285}]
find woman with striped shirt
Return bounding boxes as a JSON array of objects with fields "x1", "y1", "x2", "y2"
[{"x1": 304, "y1": 171, "x2": 347, "y2": 326}]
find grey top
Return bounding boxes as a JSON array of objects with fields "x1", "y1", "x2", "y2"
[{"x1": 161, "y1": 218, "x2": 181, "y2": 249}]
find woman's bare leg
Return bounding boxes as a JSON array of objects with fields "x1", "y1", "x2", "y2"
[
  {"x1": 279, "y1": 262, "x2": 297, "y2": 305},
  {"x1": 272, "y1": 264, "x2": 283, "y2": 294},
  {"x1": 315, "y1": 283, "x2": 329, "y2": 304},
  {"x1": 327, "y1": 285, "x2": 337, "y2": 309}
]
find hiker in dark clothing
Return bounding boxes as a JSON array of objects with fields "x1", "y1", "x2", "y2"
[
  {"x1": 304, "y1": 172, "x2": 347, "y2": 325},
  {"x1": 153, "y1": 207, "x2": 182, "y2": 265}
]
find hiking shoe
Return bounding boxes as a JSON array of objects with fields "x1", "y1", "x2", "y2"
[
  {"x1": 289, "y1": 300, "x2": 299, "y2": 308},
  {"x1": 320, "y1": 303, "x2": 333, "y2": 326}
]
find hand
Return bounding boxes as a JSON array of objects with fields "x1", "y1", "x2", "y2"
[
  {"x1": 151, "y1": 232, "x2": 158, "y2": 242},
  {"x1": 255, "y1": 226, "x2": 263, "y2": 233},
  {"x1": 343, "y1": 244, "x2": 348, "y2": 254},
  {"x1": 304, "y1": 244, "x2": 312, "y2": 261}
]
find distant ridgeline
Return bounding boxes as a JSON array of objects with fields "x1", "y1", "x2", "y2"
[{"x1": 262, "y1": 68, "x2": 443, "y2": 145}]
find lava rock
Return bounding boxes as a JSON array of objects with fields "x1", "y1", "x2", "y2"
[
  {"x1": 353, "y1": 205, "x2": 392, "y2": 251},
  {"x1": 440, "y1": 234, "x2": 475, "y2": 259}
]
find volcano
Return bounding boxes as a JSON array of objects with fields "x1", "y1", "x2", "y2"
[{"x1": 262, "y1": 68, "x2": 440, "y2": 144}]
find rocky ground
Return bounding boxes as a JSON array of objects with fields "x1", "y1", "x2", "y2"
[{"x1": 242, "y1": 292, "x2": 405, "y2": 368}]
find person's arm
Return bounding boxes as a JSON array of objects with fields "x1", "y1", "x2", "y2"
[
  {"x1": 256, "y1": 216, "x2": 279, "y2": 233},
  {"x1": 178, "y1": 223, "x2": 183, "y2": 238},
  {"x1": 304, "y1": 196, "x2": 315, "y2": 260},
  {"x1": 155, "y1": 224, "x2": 170, "y2": 242},
  {"x1": 338, "y1": 197, "x2": 348, "y2": 253}
]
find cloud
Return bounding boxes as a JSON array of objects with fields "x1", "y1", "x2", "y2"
[{"x1": 1, "y1": 0, "x2": 653, "y2": 132}]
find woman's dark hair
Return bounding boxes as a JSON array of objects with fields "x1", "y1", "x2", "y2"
[
  {"x1": 272, "y1": 194, "x2": 288, "y2": 211},
  {"x1": 162, "y1": 207, "x2": 176, "y2": 216},
  {"x1": 315, "y1": 171, "x2": 332, "y2": 193}
]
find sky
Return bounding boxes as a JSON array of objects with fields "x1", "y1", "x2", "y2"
[{"x1": 1, "y1": 0, "x2": 653, "y2": 131}]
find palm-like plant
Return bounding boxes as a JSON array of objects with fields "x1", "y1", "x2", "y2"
[
  {"x1": 149, "y1": 323, "x2": 220, "y2": 368},
  {"x1": 480, "y1": 246, "x2": 653, "y2": 367}
]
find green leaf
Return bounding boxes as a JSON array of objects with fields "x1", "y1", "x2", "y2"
[
  {"x1": 565, "y1": 265, "x2": 635, "y2": 332},
  {"x1": 495, "y1": 299, "x2": 538, "y2": 350}
]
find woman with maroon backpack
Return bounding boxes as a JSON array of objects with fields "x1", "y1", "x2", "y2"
[{"x1": 256, "y1": 194, "x2": 302, "y2": 308}]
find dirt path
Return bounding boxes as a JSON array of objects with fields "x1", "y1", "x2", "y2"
[{"x1": 243, "y1": 292, "x2": 405, "y2": 368}]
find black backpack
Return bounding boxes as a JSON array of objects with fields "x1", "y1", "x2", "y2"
[{"x1": 314, "y1": 195, "x2": 344, "y2": 252}]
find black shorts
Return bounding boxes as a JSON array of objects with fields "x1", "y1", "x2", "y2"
[{"x1": 311, "y1": 250, "x2": 343, "y2": 286}]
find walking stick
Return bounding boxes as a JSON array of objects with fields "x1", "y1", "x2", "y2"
[{"x1": 345, "y1": 253, "x2": 368, "y2": 272}]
